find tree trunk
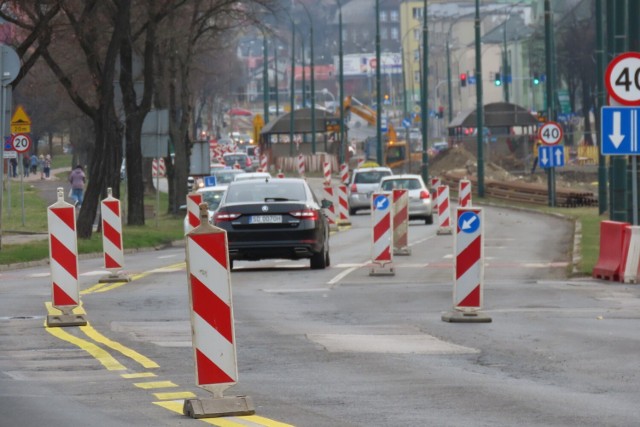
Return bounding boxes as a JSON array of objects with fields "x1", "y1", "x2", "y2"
[{"x1": 125, "y1": 118, "x2": 145, "y2": 225}]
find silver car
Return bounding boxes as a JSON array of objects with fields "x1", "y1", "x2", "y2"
[
  {"x1": 378, "y1": 174, "x2": 434, "y2": 224},
  {"x1": 347, "y1": 167, "x2": 393, "y2": 215}
]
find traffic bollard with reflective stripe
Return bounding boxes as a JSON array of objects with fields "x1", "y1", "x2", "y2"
[
  {"x1": 340, "y1": 163, "x2": 349, "y2": 184},
  {"x1": 458, "y1": 179, "x2": 472, "y2": 207},
  {"x1": 370, "y1": 192, "x2": 394, "y2": 276},
  {"x1": 436, "y1": 185, "x2": 452, "y2": 235},
  {"x1": 392, "y1": 189, "x2": 411, "y2": 255},
  {"x1": 46, "y1": 187, "x2": 87, "y2": 327},
  {"x1": 323, "y1": 186, "x2": 338, "y2": 231},
  {"x1": 99, "y1": 188, "x2": 130, "y2": 283},
  {"x1": 183, "y1": 203, "x2": 255, "y2": 418},
  {"x1": 336, "y1": 185, "x2": 351, "y2": 226},
  {"x1": 323, "y1": 161, "x2": 332, "y2": 186},
  {"x1": 298, "y1": 154, "x2": 305, "y2": 177},
  {"x1": 186, "y1": 192, "x2": 203, "y2": 234},
  {"x1": 442, "y1": 207, "x2": 491, "y2": 323}
]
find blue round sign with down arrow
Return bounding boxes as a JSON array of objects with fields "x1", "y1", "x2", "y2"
[{"x1": 458, "y1": 211, "x2": 480, "y2": 234}]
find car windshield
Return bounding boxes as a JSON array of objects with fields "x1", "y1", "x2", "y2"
[
  {"x1": 224, "y1": 154, "x2": 247, "y2": 165},
  {"x1": 214, "y1": 170, "x2": 242, "y2": 184},
  {"x1": 381, "y1": 179, "x2": 422, "y2": 191},
  {"x1": 355, "y1": 170, "x2": 391, "y2": 184},
  {"x1": 201, "y1": 190, "x2": 225, "y2": 210},
  {"x1": 225, "y1": 181, "x2": 307, "y2": 203}
]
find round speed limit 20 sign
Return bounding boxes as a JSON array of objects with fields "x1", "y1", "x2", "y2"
[
  {"x1": 606, "y1": 52, "x2": 640, "y2": 106},
  {"x1": 538, "y1": 121, "x2": 563, "y2": 146},
  {"x1": 11, "y1": 133, "x2": 32, "y2": 153}
]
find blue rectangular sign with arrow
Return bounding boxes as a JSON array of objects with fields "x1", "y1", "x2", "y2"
[
  {"x1": 538, "y1": 145, "x2": 565, "y2": 168},
  {"x1": 601, "y1": 106, "x2": 640, "y2": 155}
]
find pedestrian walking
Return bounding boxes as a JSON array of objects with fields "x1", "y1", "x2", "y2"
[
  {"x1": 10, "y1": 158, "x2": 17, "y2": 177},
  {"x1": 44, "y1": 154, "x2": 51, "y2": 179},
  {"x1": 30, "y1": 154, "x2": 38, "y2": 175},
  {"x1": 39, "y1": 154, "x2": 45, "y2": 179},
  {"x1": 22, "y1": 154, "x2": 30, "y2": 177},
  {"x1": 68, "y1": 164, "x2": 86, "y2": 207}
]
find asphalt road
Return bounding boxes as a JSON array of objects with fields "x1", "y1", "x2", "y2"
[{"x1": 2, "y1": 200, "x2": 640, "y2": 426}]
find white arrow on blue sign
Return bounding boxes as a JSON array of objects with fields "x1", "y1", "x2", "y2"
[
  {"x1": 402, "y1": 118, "x2": 411, "y2": 129},
  {"x1": 538, "y1": 145, "x2": 565, "y2": 168},
  {"x1": 601, "y1": 106, "x2": 640, "y2": 155}
]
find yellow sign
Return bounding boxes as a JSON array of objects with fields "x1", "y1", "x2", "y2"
[
  {"x1": 253, "y1": 114, "x2": 264, "y2": 144},
  {"x1": 11, "y1": 105, "x2": 31, "y2": 134}
]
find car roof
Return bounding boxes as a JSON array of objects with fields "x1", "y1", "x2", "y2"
[
  {"x1": 381, "y1": 174, "x2": 423, "y2": 180},
  {"x1": 197, "y1": 185, "x2": 228, "y2": 192},
  {"x1": 354, "y1": 167, "x2": 392, "y2": 173}
]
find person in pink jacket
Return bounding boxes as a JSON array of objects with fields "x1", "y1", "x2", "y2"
[{"x1": 68, "y1": 165, "x2": 86, "y2": 207}]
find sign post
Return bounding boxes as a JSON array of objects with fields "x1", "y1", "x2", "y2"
[{"x1": 537, "y1": 121, "x2": 563, "y2": 207}]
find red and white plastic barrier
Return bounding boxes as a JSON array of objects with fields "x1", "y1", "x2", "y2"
[
  {"x1": 260, "y1": 154, "x2": 268, "y2": 172},
  {"x1": 621, "y1": 226, "x2": 640, "y2": 283},
  {"x1": 233, "y1": 162, "x2": 241, "y2": 170},
  {"x1": 458, "y1": 179, "x2": 472, "y2": 207},
  {"x1": 437, "y1": 185, "x2": 452, "y2": 235},
  {"x1": 431, "y1": 177, "x2": 441, "y2": 210},
  {"x1": 336, "y1": 185, "x2": 351, "y2": 226},
  {"x1": 357, "y1": 158, "x2": 365, "y2": 169},
  {"x1": 370, "y1": 192, "x2": 394, "y2": 275},
  {"x1": 100, "y1": 188, "x2": 126, "y2": 278},
  {"x1": 323, "y1": 161, "x2": 332, "y2": 186},
  {"x1": 152, "y1": 158, "x2": 166, "y2": 177},
  {"x1": 277, "y1": 170, "x2": 285, "y2": 178},
  {"x1": 392, "y1": 189, "x2": 410, "y2": 255},
  {"x1": 186, "y1": 192, "x2": 203, "y2": 233},
  {"x1": 46, "y1": 188, "x2": 86, "y2": 327},
  {"x1": 298, "y1": 154, "x2": 305, "y2": 177},
  {"x1": 340, "y1": 163, "x2": 349, "y2": 184},
  {"x1": 322, "y1": 186, "x2": 338, "y2": 230},
  {"x1": 183, "y1": 204, "x2": 254, "y2": 417}
]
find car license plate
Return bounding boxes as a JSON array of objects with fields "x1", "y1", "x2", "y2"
[{"x1": 250, "y1": 215, "x2": 282, "y2": 224}]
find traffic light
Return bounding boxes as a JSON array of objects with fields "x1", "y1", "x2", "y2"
[
  {"x1": 460, "y1": 73, "x2": 467, "y2": 87},
  {"x1": 494, "y1": 72, "x2": 502, "y2": 86},
  {"x1": 532, "y1": 73, "x2": 540, "y2": 85}
]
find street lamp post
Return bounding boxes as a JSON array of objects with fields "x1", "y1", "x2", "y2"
[
  {"x1": 474, "y1": 0, "x2": 485, "y2": 197},
  {"x1": 420, "y1": 0, "x2": 429, "y2": 183},
  {"x1": 289, "y1": 22, "x2": 296, "y2": 156},
  {"x1": 375, "y1": 0, "x2": 382, "y2": 165},
  {"x1": 299, "y1": 1, "x2": 316, "y2": 153},
  {"x1": 263, "y1": 35, "x2": 269, "y2": 124},
  {"x1": 338, "y1": 0, "x2": 345, "y2": 164}
]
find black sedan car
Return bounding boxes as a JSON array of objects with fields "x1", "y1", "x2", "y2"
[{"x1": 214, "y1": 178, "x2": 331, "y2": 269}]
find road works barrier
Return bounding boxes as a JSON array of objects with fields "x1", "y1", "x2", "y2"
[
  {"x1": 370, "y1": 192, "x2": 394, "y2": 276},
  {"x1": 323, "y1": 161, "x2": 332, "y2": 186},
  {"x1": 340, "y1": 163, "x2": 349, "y2": 184},
  {"x1": 46, "y1": 187, "x2": 87, "y2": 327},
  {"x1": 152, "y1": 158, "x2": 166, "y2": 177},
  {"x1": 276, "y1": 170, "x2": 285, "y2": 178},
  {"x1": 322, "y1": 186, "x2": 338, "y2": 231},
  {"x1": 183, "y1": 203, "x2": 254, "y2": 419},
  {"x1": 621, "y1": 226, "x2": 640, "y2": 284},
  {"x1": 442, "y1": 207, "x2": 491, "y2": 323},
  {"x1": 298, "y1": 154, "x2": 305, "y2": 177},
  {"x1": 99, "y1": 188, "x2": 130, "y2": 283},
  {"x1": 436, "y1": 185, "x2": 452, "y2": 235},
  {"x1": 392, "y1": 189, "x2": 410, "y2": 255},
  {"x1": 593, "y1": 220, "x2": 629, "y2": 281},
  {"x1": 336, "y1": 185, "x2": 351, "y2": 226},
  {"x1": 186, "y1": 192, "x2": 203, "y2": 234},
  {"x1": 430, "y1": 177, "x2": 441, "y2": 211},
  {"x1": 458, "y1": 179, "x2": 472, "y2": 207},
  {"x1": 260, "y1": 154, "x2": 268, "y2": 172}
]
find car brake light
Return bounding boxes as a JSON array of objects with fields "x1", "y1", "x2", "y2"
[
  {"x1": 246, "y1": 157, "x2": 252, "y2": 166},
  {"x1": 350, "y1": 183, "x2": 357, "y2": 193},
  {"x1": 214, "y1": 211, "x2": 241, "y2": 221},
  {"x1": 290, "y1": 209, "x2": 319, "y2": 220},
  {"x1": 420, "y1": 190, "x2": 430, "y2": 199}
]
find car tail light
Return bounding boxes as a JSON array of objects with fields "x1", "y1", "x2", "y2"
[
  {"x1": 420, "y1": 190, "x2": 430, "y2": 200},
  {"x1": 214, "y1": 211, "x2": 241, "y2": 221},
  {"x1": 290, "y1": 209, "x2": 319, "y2": 220},
  {"x1": 246, "y1": 157, "x2": 252, "y2": 166},
  {"x1": 350, "y1": 183, "x2": 358, "y2": 193}
]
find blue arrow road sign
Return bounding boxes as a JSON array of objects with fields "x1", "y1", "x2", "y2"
[
  {"x1": 402, "y1": 118, "x2": 411, "y2": 129},
  {"x1": 601, "y1": 106, "x2": 640, "y2": 155},
  {"x1": 538, "y1": 145, "x2": 565, "y2": 168},
  {"x1": 373, "y1": 195, "x2": 389, "y2": 211},
  {"x1": 458, "y1": 211, "x2": 480, "y2": 234}
]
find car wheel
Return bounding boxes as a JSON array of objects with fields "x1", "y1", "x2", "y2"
[
  {"x1": 425, "y1": 215, "x2": 434, "y2": 225},
  {"x1": 349, "y1": 208, "x2": 357, "y2": 216},
  {"x1": 310, "y1": 246, "x2": 327, "y2": 270},
  {"x1": 229, "y1": 259, "x2": 234, "y2": 270}
]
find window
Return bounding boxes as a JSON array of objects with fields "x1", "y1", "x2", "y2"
[
  {"x1": 381, "y1": 27, "x2": 388, "y2": 40},
  {"x1": 391, "y1": 27, "x2": 399, "y2": 40},
  {"x1": 380, "y1": 11, "x2": 387, "y2": 22},
  {"x1": 412, "y1": 7, "x2": 423, "y2": 20},
  {"x1": 390, "y1": 10, "x2": 399, "y2": 22},
  {"x1": 413, "y1": 49, "x2": 420, "y2": 61},
  {"x1": 413, "y1": 28, "x2": 421, "y2": 41}
]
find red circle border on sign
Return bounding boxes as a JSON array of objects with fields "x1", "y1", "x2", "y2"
[
  {"x1": 537, "y1": 121, "x2": 563, "y2": 146},
  {"x1": 605, "y1": 51, "x2": 640, "y2": 106},
  {"x1": 11, "y1": 133, "x2": 32, "y2": 153}
]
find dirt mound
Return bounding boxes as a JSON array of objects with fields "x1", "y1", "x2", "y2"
[{"x1": 430, "y1": 146, "x2": 514, "y2": 181}]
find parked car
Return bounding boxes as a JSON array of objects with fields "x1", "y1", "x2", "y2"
[
  {"x1": 212, "y1": 168, "x2": 246, "y2": 185},
  {"x1": 378, "y1": 174, "x2": 433, "y2": 224},
  {"x1": 223, "y1": 152, "x2": 254, "y2": 172},
  {"x1": 246, "y1": 145, "x2": 260, "y2": 165},
  {"x1": 214, "y1": 178, "x2": 331, "y2": 270},
  {"x1": 347, "y1": 166, "x2": 393, "y2": 215},
  {"x1": 183, "y1": 185, "x2": 227, "y2": 234}
]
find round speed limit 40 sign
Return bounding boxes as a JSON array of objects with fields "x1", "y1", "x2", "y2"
[
  {"x1": 11, "y1": 133, "x2": 32, "y2": 153},
  {"x1": 538, "y1": 121, "x2": 563, "y2": 146},
  {"x1": 606, "y1": 52, "x2": 640, "y2": 106}
]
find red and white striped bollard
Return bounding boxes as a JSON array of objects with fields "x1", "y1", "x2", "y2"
[
  {"x1": 186, "y1": 192, "x2": 203, "y2": 233},
  {"x1": 392, "y1": 189, "x2": 411, "y2": 255},
  {"x1": 442, "y1": 208, "x2": 491, "y2": 323},
  {"x1": 183, "y1": 203, "x2": 255, "y2": 417},
  {"x1": 370, "y1": 192, "x2": 394, "y2": 275},
  {"x1": 458, "y1": 179, "x2": 472, "y2": 207},
  {"x1": 322, "y1": 185, "x2": 338, "y2": 230},
  {"x1": 323, "y1": 161, "x2": 331, "y2": 186},
  {"x1": 298, "y1": 154, "x2": 305, "y2": 177},
  {"x1": 260, "y1": 154, "x2": 268, "y2": 173},
  {"x1": 336, "y1": 184, "x2": 351, "y2": 226},
  {"x1": 99, "y1": 188, "x2": 130, "y2": 283},
  {"x1": 437, "y1": 185, "x2": 452, "y2": 235},
  {"x1": 340, "y1": 163, "x2": 349, "y2": 184},
  {"x1": 46, "y1": 187, "x2": 87, "y2": 327}
]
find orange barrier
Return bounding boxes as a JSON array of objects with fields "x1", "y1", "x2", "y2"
[{"x1": 593, "y1": 220, "x2": 630, "y2": 281}]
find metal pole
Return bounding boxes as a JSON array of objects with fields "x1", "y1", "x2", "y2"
[
  {"x1": 263, "y1": 35, "x2": 269, "y2": 124},
  {"x1": 338, "y1": 0, "x2": 345, "y2": 164},
  {"x1": 446, "y1": 40, "x2": 452, "y2": 123},
  {"x1": 595, "y1": 0, "x2": 607, "y2": 215},
  {"x1": 375, "y1": 0, "x2": 382, "y2": 165},
  {"x1": 474, "y1": 0, "x2": 484, "y2": 197},
  {"x1": 275, "y1": 41, "x2": 280, "y2": 117},
  {"x1": 503, "y1": 21, "x2": 510, "y2": 103},
  {"x1": 299, "y1": 2, "x2": 316, "y2": 154},
  {"x1": 289, "y1": 23, "x2": 296, "y2": 157},
  {"x1": 420, "y1": 0, "x2": 429, "y2": 183},
  {"x1": 20, "y1": 153, "x2": 24, "y2": 226},
  {"x1": 0, "y1": 84, "x2": 4, "y2": 249},
  {"x1": 544, "y1": 0, "x2": 555, "y2": 207}
]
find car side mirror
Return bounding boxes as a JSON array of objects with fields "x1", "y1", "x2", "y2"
[{"x1": 321, "y1": 199, "x2": 333, "y2": 209}]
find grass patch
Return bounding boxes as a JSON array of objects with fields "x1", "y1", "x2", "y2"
[{"x1": 2, "y1": 180, "x2": 51, "y2": 233}]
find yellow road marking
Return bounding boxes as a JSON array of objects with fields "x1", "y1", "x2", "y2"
[
  {"x1": 134, "y1": 380, "x2": 178, "y2": 390},
  {"x1": 121, "y1": 372, "x2": 157, "y2": 379},
  {"x1": 154, "y1": 400, "x2": 296, "y2": 426},
  {"x1": 80, "y1": 324, "x2": 160, "y2": 369},
  {"x1": 82, "y1": 262, "x2": 185, "y2": 295},
  {"x1": 45, "y1": 301, "x2": 86, "y2": 315},
  {"x1": 154, "y1": 391, "x2": 197, "y2": 400}
]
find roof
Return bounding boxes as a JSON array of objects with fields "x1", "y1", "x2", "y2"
[
  {"x1": 260, "y1": 108, "x2": 340, "y2": 135},
  {"x1": 448, "y1": 102, "x2": 539, "y2": 128}
]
